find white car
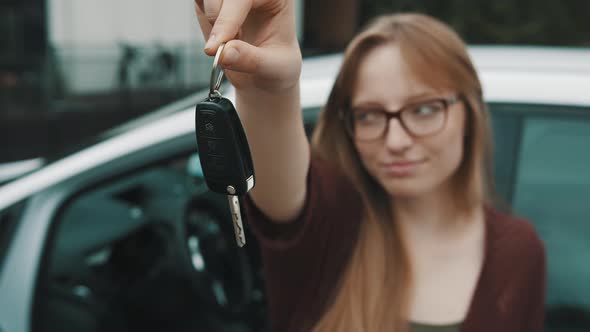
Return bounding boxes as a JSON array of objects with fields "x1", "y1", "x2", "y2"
[
  {"x1": 0, "y1": 47, "x2": 589, "y2": 332},
  {"x1": 0, "y1": 158, "x2": 45, "y2": 186}
]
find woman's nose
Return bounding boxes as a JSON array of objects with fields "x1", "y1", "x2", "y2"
[{"x1": 384, "y1": 118, "x2": 413, "y2": 151}]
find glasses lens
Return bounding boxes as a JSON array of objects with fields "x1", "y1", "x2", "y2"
[
  {"x1": 402, "y1": 101, "x2": 446, "y2": 136},
  {"x1": 351, "y1": 109, "x2": 386, "y2": 140}
]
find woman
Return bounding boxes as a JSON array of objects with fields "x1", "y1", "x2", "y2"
[{"x1": 194, "y1": 1, "x2": 546, "y2": 331}]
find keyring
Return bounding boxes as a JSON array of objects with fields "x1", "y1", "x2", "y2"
[{"x1": 209, "y1": 43, "x2": 226, "y2": 99}]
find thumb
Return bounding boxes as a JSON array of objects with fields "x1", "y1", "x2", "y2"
[
  {"x1": 219, "y1": 40, "x2": 261, "y2": 74},
  {"x1": 219, "y1": 39, "x2": 302, "y2": 91}
]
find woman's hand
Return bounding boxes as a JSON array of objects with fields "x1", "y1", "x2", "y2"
[{"x1": 194, "y1": 0, "x2": 302, "y2": 93}]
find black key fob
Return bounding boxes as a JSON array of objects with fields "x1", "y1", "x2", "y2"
[
  {"x1": 195, "y1": 96, "x2": 255, "y2": 196},
  {"x1": 194, "y1": 43, "x2": 254, "y2": 248}
]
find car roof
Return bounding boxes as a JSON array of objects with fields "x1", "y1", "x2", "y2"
[
  {"x1": 294, "y1": 46, "x2": 590, "y2": 108},
  {"x1": 300, "y1": 46, "x2": 590, "y2": 79},
  {"x1": 1, "y1": 46, "x2": 589, "y2": 210}
]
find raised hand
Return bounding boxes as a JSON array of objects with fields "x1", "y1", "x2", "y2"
[{"x1": 194, "y1": 0, "x2": 302, "y2": 92}]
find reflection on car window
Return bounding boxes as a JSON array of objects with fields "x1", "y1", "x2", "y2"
[
  {"x1": 512, "y1": 113, "x2": 590, "y2": 330},
  {"x1": 32, "y1": 153, "x2": 267, "y2": 332}
]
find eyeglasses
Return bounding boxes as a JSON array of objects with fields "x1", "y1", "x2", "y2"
[{"x1": 342, "y1": 96, "x2": 460, "y2": 141}]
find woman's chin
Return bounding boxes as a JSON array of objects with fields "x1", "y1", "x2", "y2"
[{"x1": 379, "y1": 177, "x2": 433, "y2": 198}]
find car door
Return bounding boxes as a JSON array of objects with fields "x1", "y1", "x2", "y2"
[
  {"x1": 490, "y1": 103, "x2": 590, "y2": 331},
  {"x1": 24, "y1": 132, "x2": 271, "y2": 332},
  {"x1": 0, "y1": 100, "x2": 322, "y2": 332}
]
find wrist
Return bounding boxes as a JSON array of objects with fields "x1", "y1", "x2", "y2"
[{"x1": 236, "y1": 83, "x2": 300, "y2": 111}]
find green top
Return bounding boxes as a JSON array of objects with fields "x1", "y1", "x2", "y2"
[{"x1": 409, "y1": 321, "x2": 462, "y2": 332}]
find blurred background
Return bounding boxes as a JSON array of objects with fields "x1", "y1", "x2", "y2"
[
  {"x1": 1, "y1": 0, "x2": 589, "y2": 165},
  {"x1": 1, "y1": 2, "x2": 590, "y2": 332}
]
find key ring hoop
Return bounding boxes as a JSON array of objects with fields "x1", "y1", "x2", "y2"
[{"x1": 209, "y1": 43, "x2": 226, "y2": 99}]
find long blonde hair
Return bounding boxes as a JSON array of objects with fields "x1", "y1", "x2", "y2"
[{"x1": 309, "y1": 13, "x2": 494, "y2": 332}]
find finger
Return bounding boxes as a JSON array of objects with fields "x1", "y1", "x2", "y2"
[
  {"x1": 194, "y1": 0, "x2": 205, "y2": 13},
  {"x1": 203, "y1": 0, "x2": 223, "y2": 25},
  {"x1": 204, "y1": 0, "x2": 252, "y2": 55},
  {"x1": 195, "y1": 3, "x2": 213, "y2": 40}
]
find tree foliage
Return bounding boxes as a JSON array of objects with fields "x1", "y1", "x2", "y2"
[{"x1": 360, "y1": 0, "x2": 590, "y2": 46}]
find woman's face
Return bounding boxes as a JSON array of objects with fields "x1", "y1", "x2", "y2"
[{"x1": 351, "y1": 43, "x2": 466, "y2": 197}]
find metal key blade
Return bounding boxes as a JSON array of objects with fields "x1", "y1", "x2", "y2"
[{"x1": 227, "y1": 194, "x2": 246, "y2": 247}]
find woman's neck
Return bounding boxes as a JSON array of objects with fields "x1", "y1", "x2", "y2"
[{"x1": 391, "y1": 184, "x2": 478, "y2": 237}]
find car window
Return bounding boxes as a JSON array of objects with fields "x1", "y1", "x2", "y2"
[
  {"x1": 511, "y1": 110, "x2": 590, "y2": 330},
  {"x1": 32, "y1": 153, "x2": 267, "y2": 332},
  {"x1": 489, "y1": 109, "x2": 521, "y2": 203}
]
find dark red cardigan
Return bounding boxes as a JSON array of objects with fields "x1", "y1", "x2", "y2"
[{"x1": 244, "y1": 155, "x2": 546, "y2": 332}]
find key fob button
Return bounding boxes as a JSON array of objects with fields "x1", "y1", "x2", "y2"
[
  {"x1": 198, "y1": 111, "x2": 220, "y2": 137},
  {"x1": 202, "y1": 138, "x2": 224, "y2": 156}
]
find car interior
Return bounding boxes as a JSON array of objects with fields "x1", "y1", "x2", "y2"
[{"x1": 32, "y1": 153, "x2": 268, "y2": 332}]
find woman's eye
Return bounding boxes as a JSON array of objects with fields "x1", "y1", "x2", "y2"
[{"x1": 413, "y1": 103, "x2": 442, "y2": 116}]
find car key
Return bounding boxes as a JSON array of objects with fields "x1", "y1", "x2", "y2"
[{"x1": 194, "y1": 43, "x2": 255, "y2": 247}]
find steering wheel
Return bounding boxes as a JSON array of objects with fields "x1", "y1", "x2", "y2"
[{"x1": 182, "y1": 196, "x2": 254, "y2": 318}]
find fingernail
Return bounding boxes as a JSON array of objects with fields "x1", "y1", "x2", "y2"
[
  {"x1": 222, "y1": 47, "x2": 239, "y2": 65},
  {"x1": 204, "y1": 34, "x2": 216, "y2": 51}
]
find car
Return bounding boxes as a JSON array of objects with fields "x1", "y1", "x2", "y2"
[
  {"x1": 0, "y1": 46, "x2": 589, "y2": 332},
  {"x1": 0, "y1": 158, "x2": 45, "y2": 186}
]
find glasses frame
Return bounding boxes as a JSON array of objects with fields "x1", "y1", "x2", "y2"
[{"x1": 341, "y1": 95, "x2": 461, "y2": 141}]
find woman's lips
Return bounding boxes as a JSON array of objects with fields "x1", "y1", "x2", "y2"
[{"x1": 381, "y1": 159, "x2": 426, "y2": 176}]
